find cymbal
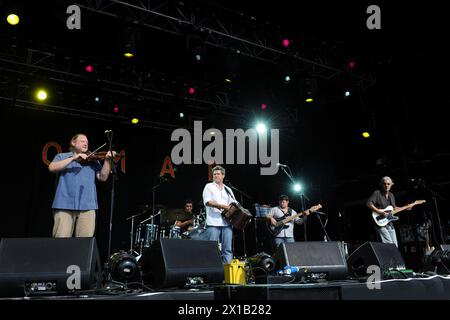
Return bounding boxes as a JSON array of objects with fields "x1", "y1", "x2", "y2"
[
  {"x1": 161, "y1": 208, "x2": 193, "y2": 225},
  {"x1": 136, "y1": 204, "x2": 167, "y2": 213}
]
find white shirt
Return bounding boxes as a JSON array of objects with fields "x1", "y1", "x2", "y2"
[
  {"x1": 202, "y1": 182, "x2": 236, "y2": 226},
  {"x1": 267, "y1": 206, "x2": 302, "y2": 238}
]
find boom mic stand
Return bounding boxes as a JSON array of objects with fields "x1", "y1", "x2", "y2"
[
  {"x1": 104, "y1": 130, "x2": 119, "y2": 286},
  {"x1": 279, "y1": 165, "x2": 310, "y2": 241}
]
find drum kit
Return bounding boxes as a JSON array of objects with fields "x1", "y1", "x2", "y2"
[{"x1": 126, "y1": 203, "x2": 207, "y2": 256}]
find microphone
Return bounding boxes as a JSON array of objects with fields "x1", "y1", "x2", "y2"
[
  {"x1": 277, "y1": 163, "x2": 288, "y2": 167},
  {"x1": 104, "y1": 130, "x2": 113, "y2": 135}
]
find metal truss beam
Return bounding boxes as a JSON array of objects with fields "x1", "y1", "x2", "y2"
[{"x1": 75, "y1": 0, "x2": 375, "y2": 87}]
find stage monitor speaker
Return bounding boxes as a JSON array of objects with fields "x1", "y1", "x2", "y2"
[
  {"x1": 0, "y1": 237, "x2": 102, "y2": 297},
  {"x1": 346, "y1": 242, "x2": 406, "y2": 277},
  {"x1": 140, "y1": 238, "x2": 224, "y2": 288},
  {"x1": 273, "y1": 241, "x2": 348, "y2": 281}
]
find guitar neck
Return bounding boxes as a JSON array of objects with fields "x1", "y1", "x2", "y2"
[
  {"x1": 281, "y1": 210, "x2": 306, "y2": 224},
  {"x1": 392, "y1": 203, "x2": 414, "y2": 215}
]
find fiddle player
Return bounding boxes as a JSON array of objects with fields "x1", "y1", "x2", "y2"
[{"x1": 48, "y1": 133, "x2": 114, "y2": 237}]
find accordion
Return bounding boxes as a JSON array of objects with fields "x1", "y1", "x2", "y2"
[{"x1": 222, "y1": 203, "x2": 252, "y2": 230}]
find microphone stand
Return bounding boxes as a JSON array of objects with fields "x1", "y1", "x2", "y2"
[
  {"x1": 104, "y1": 131, "x2": 118, "y2": 285},
  {"x1": 279, "y1": 165, "x2": 310, "y2": 241},
  {"x1": 315, "y1": 211, "x2": 331, "y2": 241},
  {"x1": 226, "y1": 181, "x2": 252, "y2": 259}
]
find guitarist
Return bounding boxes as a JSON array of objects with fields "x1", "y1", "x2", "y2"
[
  {"x1": 266, "y1": 195, "x2": 304, "y2": 249},
  {"x1": 367, "y1": 176, "x2": 402, "y2": 247}
]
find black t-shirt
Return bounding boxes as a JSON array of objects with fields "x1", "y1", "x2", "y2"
[{"x1": 366, "y1": 189, "x2": 396, "y2": 210}]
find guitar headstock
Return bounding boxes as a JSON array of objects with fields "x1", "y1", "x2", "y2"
[
  {"x1": 305, "y1": 204, "x2": 322, "y2": 215},
  {"x1": 415, "y1": 200, "x2": 426, "y2": 205}
]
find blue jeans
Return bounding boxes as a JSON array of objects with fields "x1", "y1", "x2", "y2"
[
  {"x1": 203, "y1": 226, "x2": 233, "y2": 264},
  {"x1": 274, "y1": 237, "x2": 295, "y2": 250},
  {"x1": 376, "y1": 223, "x2": 398, "y2": 247}
]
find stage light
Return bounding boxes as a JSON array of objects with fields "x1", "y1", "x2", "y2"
[
  {"x1": 282, "y1": 39, "x2": 290, "y2": 47},
  {"x1": 131, "y1": 118, "x2": 139, "y2": 124},
  {"x1": 347, "y1": 60, "x2": 357, "y2": 69},
  {"x1": 293, "y1": 183, "x2": 302, "y2": 192},
  {"x1": 113, "y1": 105, "x2": 119, "y2": 113},
  {"x1": 362, "y1": 131, "x2": 370, "y2": 138},
  {"x1": 344, "y1": 90, "x2": 351, "y2": 97},
  {"x1": 35, "y1": 89, "x2": 48, "y2": 101},
  {"x1": 123, "y1": 52, "x2": 134, "y2": 58},
  {"x1": 256, "y1": 122, "x2": 267, "y2": 134},
  {"x1": 188, "y1": 87, "x2": 196, "y2": 95},
  {"x1": 284, "y1": 75, "x2": 291, "y2": 83},
  {"x1": 261, "y1": 103, "x2": 267, "y2": 110},
  {"x1": 85, "y1": 65, "x2": 94, "y2": 73},
  {"x1": 94, "y1": 96, "x2": 100, "y2": 103},
  {"x1": 179, "y1": 112, "x2": 185, "y2": 119},
  {"x1": 7, "y1": 14, "x2": 20, "y2": 26},
  {"x1": 109, "y1": 251, "x2": 140, "y2": 282},
  {"x1": 224, "y1": 78, "x2": 232, "y2": 83},
  {"x1": 249, "y1": 252, "x2": 275, "y2": 277},
  {"x1": 300, "y1": 78, "x2": 318, "y2": 103}
]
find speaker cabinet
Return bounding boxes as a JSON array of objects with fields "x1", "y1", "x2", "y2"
[
  {"x1": 273, "y1": 241, "x2": 348, "y2": 281},
  {"x1": 347, "y1": 241, "x2": 406, "y2": 277},
  {"x1": 0, "y1": 237, "x2": 102, "y2": 297},
  {"x1": 140, "y1": 238, "x2": 224, "y2": 288}
]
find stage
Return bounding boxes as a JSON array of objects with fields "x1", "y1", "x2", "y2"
[{"x1": 1, "y1": 275, "x2": 449, "y2": 301}]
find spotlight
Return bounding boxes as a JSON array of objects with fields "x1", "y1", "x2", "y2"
[
  {"x1": 362, "y1": 131, "x2": 370, "y2": 138},
  {"x1": 188, "y1": 87, "x2": 196, "y2": 95},
  {"x1": 113, "y1": 105, "x2": 119, "y2": 113},
  {"x1": 344, "y1": 90, "x2": 351, "y2": 97},
  {"x1": 85, "y1": 65, "x2": 94, "y2": 73},
  {"x1": 261, "y1": 103, "x2": 267, "y2": 110},
  {"x1": 281, "y1": 39, "x2": 290, "y2": 47},
  {"x1": 224, "y1": 78, "x2": 232, "y2": 83},
  {"x1": 293, "y1": 183, "x2": 302, "y2": 192},
  {"x1": 131, "y1": 118, "x2": 139, "y2": 124},
  {"x1": 179, "y1": 112, "x2": 185, "y2": 119},
  {"x1": 256, "y1": 122, "x2": 267, "y2": 134},
  {"x1": 284, "y1": 75, "x2": 291, "y2": 83},
  {"x1": 249, "y1": 252, "x2": 275, "y2": 277},
  {"x1": 109, "y1": 251, "x2": 140, "y2": 282},
  {"x1": 35, "y1": 89, "x2": 48, "y2": 101},
  {"x1": 300, "y1": 78, "x2": 318, "y2": 103},
  {"x1": 123, "y1": 52, "x2": 134, "y2": 58},
  {"x1": 347, "y1": 60, "x2": 357, "y2": 69},
  {"x1": 305, "y1": 98, "x2": 314, "y2": 103},
  {"x1": 7, "y1": 13, "x2": 20, "y2": 26},
  {"x1": 94, "y1": 96, "x2": 100, "y2": 103}
]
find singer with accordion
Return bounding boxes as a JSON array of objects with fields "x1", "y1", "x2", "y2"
[{"x1": 202, "y1": 165, "x2": 237, "y2": 264}]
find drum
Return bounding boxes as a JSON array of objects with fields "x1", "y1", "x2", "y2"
[
  {"x1": 183, "y1": 222, "x2": 207, "y2": 240},
  {"x1": 136, "y1": 224, "x2": 159, "y2": 247},
  {"x1": 169, "y1": 226, "x2": 182, "y2": 239}
]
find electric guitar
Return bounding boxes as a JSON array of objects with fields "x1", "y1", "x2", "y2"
[
  {"x1": 372, "y1": 200, "x2": 426, "y2": 227},
  {"x1": 268, "y1": 204, "x2": 322, "y2": 236}
]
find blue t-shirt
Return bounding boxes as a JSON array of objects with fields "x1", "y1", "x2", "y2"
[{"x1": 51, "y1": 152, "x2": 103, "y2": 210}]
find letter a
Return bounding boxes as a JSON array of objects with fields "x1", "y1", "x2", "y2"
[
  {"x1": 366, "y1": 5, "x2": 381, "y2": 30},
  {"x1": 160, "y1": 156, "x2": 175, "y2": 178},
  {"x1": 66, "y1": 5, "x2": 81, "y2": 30}
]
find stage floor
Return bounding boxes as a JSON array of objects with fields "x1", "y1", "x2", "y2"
[{"x1": 1, "y1": 275, "x2": 450, "y2": 300}]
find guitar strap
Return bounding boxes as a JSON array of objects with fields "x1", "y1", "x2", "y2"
[
  {"x1": 280, "y1": 207, "x2": 292, "y2": 218},
  {"x1": 224, "y1": 185, "x2": 237, "y2": 203}
]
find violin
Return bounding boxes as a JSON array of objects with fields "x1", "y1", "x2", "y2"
[{"x1": 76, "y1": 151, "x2": 120, "y2": 164}]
